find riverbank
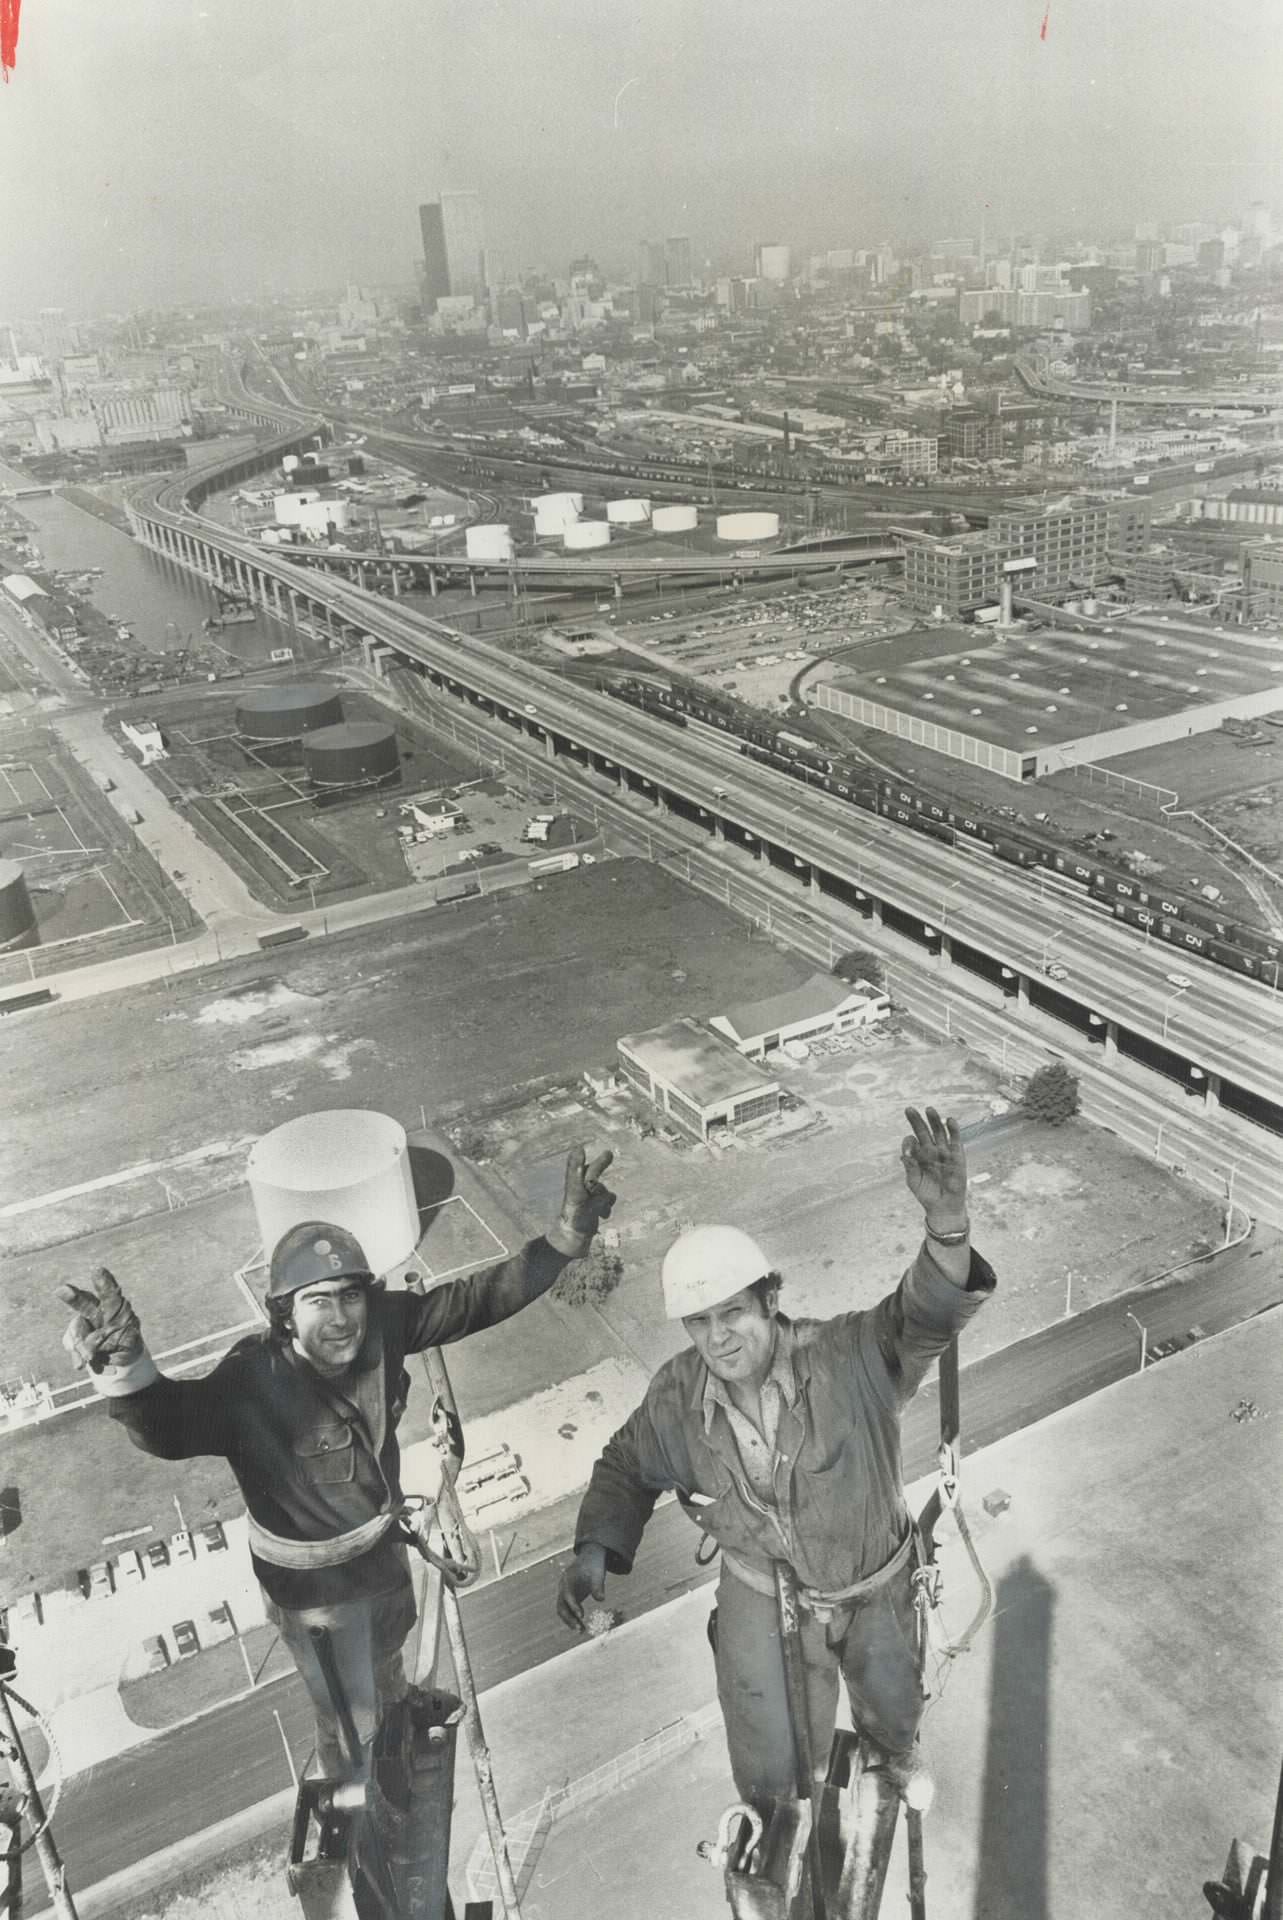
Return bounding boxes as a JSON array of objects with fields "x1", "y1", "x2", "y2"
[{"x1": 60, "y1": 482, "x2": 134, "y2": 535}]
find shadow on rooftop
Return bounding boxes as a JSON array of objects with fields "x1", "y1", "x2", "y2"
[{"x1": 972, "y1": 1553, "x2": 1054, "y2": 1920}]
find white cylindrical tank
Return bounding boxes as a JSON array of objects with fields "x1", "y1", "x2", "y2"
[
  {"x1": 653, "y1": 504, "x2": 699, "y2": 534},
  {"x1": 534, "y1": 507, "x2": 577, "y2": 539},
  {"x1": 294, "y1": 498, "x2": 348, "y2": 536},
  {"x1": 465, "y1": 523, "x2": 514, "y2": 562},
  {"x1": 563, "y1": 520, "x2": 611, "y2": 550},
  {"x1": 606, "y1": 499, "x2": 650, "y2": 526},
  {"x1": 247, "y1": 1110, "x2": 419, "y2": 1277},
  {"x1": 532, "y1": 491, "x2": 583, "y2": 514},
  {"x1": 716, "y1": 510, "x2": 780, "y2": 543},
  {"x1": 282, "y1": 454, "x2": 300, "y2": 476}
]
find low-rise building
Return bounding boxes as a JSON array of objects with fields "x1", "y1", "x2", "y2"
[
  {"x1": 710, "y1": 974, "x2": 890, "y2": 1058},
  {"x1": 616, "y1": 1017, "x2": 781, "y2": 1141}
]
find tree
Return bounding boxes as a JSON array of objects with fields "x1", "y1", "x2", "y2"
[
  {"x1": 833, "y1": 947, "x2": 885, "y2": 990},
  {"x1": 552, "y1": 1244, "x2": 624, "y2": 1307},
  {"x1": 1021, "y1": 1061, "x2": 1080, "y2": 1125}
]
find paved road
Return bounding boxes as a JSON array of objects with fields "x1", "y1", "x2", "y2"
[{"x1": 24, "y1": 1236, "x2": 1281, "y2": 1908}]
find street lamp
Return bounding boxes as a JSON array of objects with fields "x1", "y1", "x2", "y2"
[
  {"x1": 1124, "y1": 1310, "x2": 1148, "y2": 1373},
  {"x1": 1161, "y1": 983, "x2": 1188, "y2": 1042}
]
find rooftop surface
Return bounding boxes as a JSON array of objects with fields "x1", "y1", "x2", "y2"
[
  {"x1": 817, "y1": 609, "x2": 1283, "y2": 752},
  {"x1": 460, "y1": 1307, "x2": 1283, "y2": 1920},
  {"x1": 618, "y1": 1014, "x2": 776, "y2": 1107},
  {"x1": 717, "y1": 970, "x2": 864, "y2": 1043}
]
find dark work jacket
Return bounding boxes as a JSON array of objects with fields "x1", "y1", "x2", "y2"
[
  {"x1": 575, "y1": 1244, "x2": 995, "y2": 1595},
  {"x1": 108, "y1": 1239, "x2": 573, "y2": 1609}
]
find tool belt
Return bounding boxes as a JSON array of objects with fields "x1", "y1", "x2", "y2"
[
  {"x1": 719, "y1": 1528, "x2": 917, "y2": 1623},
  {"x1": 247, "y1": 1507, "x2": 399, "y2": 1571}
]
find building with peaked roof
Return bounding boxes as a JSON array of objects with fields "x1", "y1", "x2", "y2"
[
  {"x1": 616, "y1": 1017, "x2": 780, "y2": 1141},
  {"x1": 711, "y1": 973, "x2": 890, "y2": 1058}
]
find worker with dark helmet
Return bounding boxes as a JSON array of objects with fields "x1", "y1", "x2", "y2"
[
  {"x1": 557, "y1": 1107, "x2": 994, "y2": 1820},
  {"x1": 58, "y1": 1144, "x2": 614, "y2": 1779}
]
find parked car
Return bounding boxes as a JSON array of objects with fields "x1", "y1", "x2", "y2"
[
  {"x1": 6, "y1": 1592, "x2": 43, "y2": 1631},
  {"x1": 171, "y1": 1530, "x2": 195, "y2": 1564},
  {"x1": 140, "y1": 1634, "x2": 170, "y2": 1675},
  {"x1": 115, "y1": 1549, "x2": 145, "y2": 1586},
  {"x1": 205, "y1": 1603, "x2": 236, "y2": 1647},
  {"x1": 172, "y1": 1620, "x2": 200, "y2": 1658},
  {"x1": 146, "y1": 1540, "x2": 170, "y2": 1572},
  {"x1": 88, "y1": 1561, "x2": 114, "y2": 1600},
  {"x1": 200, "y1": 1521, "x2": 228, "y2": 1555}
]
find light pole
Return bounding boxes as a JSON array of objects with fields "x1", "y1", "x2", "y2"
[
  {"x1": 1124, "y1": 1310, "x2": 1148, "y2": 1373},
  {"x1": 1039, "y1": 929, "x2": 1065, "y2": 973},
  {"x1": 1161, "y1": 983, "x2": 1189, "y2": 1042}
]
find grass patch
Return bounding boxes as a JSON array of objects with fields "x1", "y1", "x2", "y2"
[{"x1": 121, "y1": 1624, "x2": 294, "y2": 1730}]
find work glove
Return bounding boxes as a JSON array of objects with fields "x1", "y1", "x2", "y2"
[
  {"x1": 56, "y1": 1269, "x2": 144, "y2": 1374},
  {"x1": 556, "y1": 1544, "x2": 608, "y2": 1632},
  {"x1": 555, "y1": 1145, "x2": 616, "y2": 1247}
]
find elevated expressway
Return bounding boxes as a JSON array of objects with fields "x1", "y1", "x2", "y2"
[
  {"x1": 125, "y1": 464, "x2": 1282, "y2": 1135},
  {"x1": 1016, "y1": 357, "x2": 1283, "y2": 414}
]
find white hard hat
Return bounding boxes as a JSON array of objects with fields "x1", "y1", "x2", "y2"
[{"x1": 660, "y1": 1225, "x2": 773, "y2": 1321}]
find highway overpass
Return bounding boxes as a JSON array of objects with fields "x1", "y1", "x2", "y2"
[{"x1": 122, "y1": 468, "x2": 1282, "y2": 1135}]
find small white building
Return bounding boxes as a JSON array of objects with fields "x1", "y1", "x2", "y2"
[
  {"x1": 120, "y1": 718, "x2": 168, "y2": 765},
  {"x1": 617, "y1": 1017, "x2": 781, "y2": 1142},
  {"x1": 710, "y1": 973, "x2": 889, "y2": 1059},
  {"x1": 397, "y1": 794, "x2": 461, "y2": 838}
]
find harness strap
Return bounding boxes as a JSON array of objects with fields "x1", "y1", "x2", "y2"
[
  {"x1": 246, "y1": 1506, "x2": 398, "y2": 1571},
  {"x1": 719, "y1": 1527, "x2": 915, "y2": 1617}
]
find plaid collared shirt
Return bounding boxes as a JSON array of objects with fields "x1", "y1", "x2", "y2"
[{"x1": 701, "y1": 1321, "x2": 798, "y2": 1506}]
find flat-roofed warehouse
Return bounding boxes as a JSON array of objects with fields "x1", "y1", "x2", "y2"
[
  {"x1": 617, "y1": 1017, "x2": 780, "y2": 1141},
  {"x1": 813, "y1": 615, "x2": 1283, "y2": 782}
]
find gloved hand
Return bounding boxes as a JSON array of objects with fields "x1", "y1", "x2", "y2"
[
  {"x1": 557, "y1": 1145, "x2": 615, "y2": 1245},
  {"x1": 556, "y1": 1543, "x2": 608, "y2": 1632},
  {"x1": 56, "y1": 1269, "x2": 144, "y2": 1374}
]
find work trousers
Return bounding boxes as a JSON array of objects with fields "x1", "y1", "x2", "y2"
[
  {"x1": 266, "y1": 1561, "x2": 418, "y2": 1779},
  {"x1": 712, "y1": 1561, "x2": 926, "y2": 1816}
]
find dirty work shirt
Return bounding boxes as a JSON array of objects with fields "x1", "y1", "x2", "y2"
[
  {"x1": 93, "y1": 1237, "x2": 578, "y2": 1610},
  {"x1": 576, "y1": 1243, "x2": 996, "y2": 1596}
]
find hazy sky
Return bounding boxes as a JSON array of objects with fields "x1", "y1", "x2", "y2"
[{"x1": 1, "y1": 0, "x2": 1280, "y2": 312}]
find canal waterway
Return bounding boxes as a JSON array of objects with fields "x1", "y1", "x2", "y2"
[{"x1": 0, "y1": 462, "x2": 308, "y2": 670}]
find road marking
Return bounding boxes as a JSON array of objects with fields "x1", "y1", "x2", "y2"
[{"x1": 0, "y1": 1137, "x2": 256, "y2": 1219}]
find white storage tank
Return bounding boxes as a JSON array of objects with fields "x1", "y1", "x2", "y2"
[
  {"x1": 563, "y1": 521, "x2": 611, "y2": 550},
  {"x1": 606, "y1": 499, "x2": 651, "y2": 526},
  {"x1": 465, "y1": 523, "x2": 514, "y2": 562},
  {"x1": 534, "y1": 501, "x2": 579, "y2": 539},
  {"x1": 652, "y1": 504, "x2": 699, "y2": 534},
  {"x1": 247, "y1": 1110, "x2": 420, "y2": 1278},
  {"x1": 282, "y1": 454, "x2": 300, "y2": 476},
  {"x1": 532, "y1": 491, "x2": 583, "y2": 514},
  {"x1": 293, "y1": 498, "x2": 348, "y2": 536},
  {"x1": 716, "y1": 510, "x2": 780, "y2": 543}
]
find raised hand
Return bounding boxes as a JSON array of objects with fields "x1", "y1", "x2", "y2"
[
  {"x1": 56, "y1": 1268, "x2": 144, "y2": 1373},
  {"x1": 560, "y1": 1145, "x2": 616, "y2": 1241},
  {"x1": 899, "y1": 1108, "x2": 968, "y2": 1226}
]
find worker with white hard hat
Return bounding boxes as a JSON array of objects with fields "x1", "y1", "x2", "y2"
[
  {"x1": 557, "y1": 1106, "x2": 994, "y2": 1818},
  {"x1": 60, "y1": 1143, "x2": 614, "y2": 1780}
]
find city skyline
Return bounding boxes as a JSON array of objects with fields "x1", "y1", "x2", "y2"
[{"x1": 0, "y1": 0, "x2": 1280, "y2": 310}]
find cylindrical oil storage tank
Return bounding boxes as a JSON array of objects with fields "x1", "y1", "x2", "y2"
[
  {"x1": 531, "y1": 491, "x2": 583, "y2": 514},
  {"x1": 563, "y1": 521, "x2": 611, "y2": 550},
  {"x1": 304, "y1": 721, "x2": 400, "y2": 791},
  {"x1": 652, "y1": 504, "x2": 699, "y2": 535},
  {"x1": 237, "y1": 683, "x2": 344, "y2": 740},
  {"x1": 282, "y1": 453, "x2": 300, "y2": 477},
  {"x1": 606, "y1": 499, "x2": 650, "y2": 526},
  {"x1": 0, "y1": 859, "x2": 38, "y2": 953},
  {"x1": 274, "y1": 489, "x2": 323, "y2": 525},
  {"x1": 247, "y1": 1110, "x2": 419, "y2": 1279},
  {"x1": 465, "y1": 523, "x2": 514, "y2": 562},
  {"x1": 534, "y1": 504, "x2": 579, "y2": 539},
  {"x1": 716, "y1": 510, "x2": 781, "y2": 543}
]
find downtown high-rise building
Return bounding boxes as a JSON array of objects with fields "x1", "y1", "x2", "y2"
[
  {"x1": 664, "y1": 235, "x2": 692, "y2": 287},
  {"x1": 418, "y1": 190, "x2": 487, "y2": 309}
]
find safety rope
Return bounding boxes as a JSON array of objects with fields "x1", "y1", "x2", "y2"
[{"x1": 0, "y1": 1678, "x2": 67, "y2": 1852}]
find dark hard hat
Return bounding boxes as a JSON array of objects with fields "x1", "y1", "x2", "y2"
[{"x1": 268, "y1": 1222, "x2": 373, "y2": 1301}]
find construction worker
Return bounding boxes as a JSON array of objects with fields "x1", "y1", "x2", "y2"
[
  {"x1": 59, "y1": 1143, "x2": 614, "y2": 1780},
  {"x1": 557, "y1": 1107, "x2": 993, "y2": 1817}
]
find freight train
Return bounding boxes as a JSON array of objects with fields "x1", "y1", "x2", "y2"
[{"x1": 604, "y1": 676, "x2": 1282, "y2": 985}]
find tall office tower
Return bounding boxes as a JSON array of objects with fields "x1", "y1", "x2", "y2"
[
  {"x1": 440, "y1": 191, "x2": 487, "y2": 302},
  {"x1": 419, "y1": 203, "x2": 450, "y2": 309},
  {"x1": 638, "y1": 239, "x2": 666, "y2": 287},
  {"x1": 664, "y1": 235, "x2": 692, "y2": 287},
  {"x1": 419, "y1": 190, "x2": 487, "y2": 309}
]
